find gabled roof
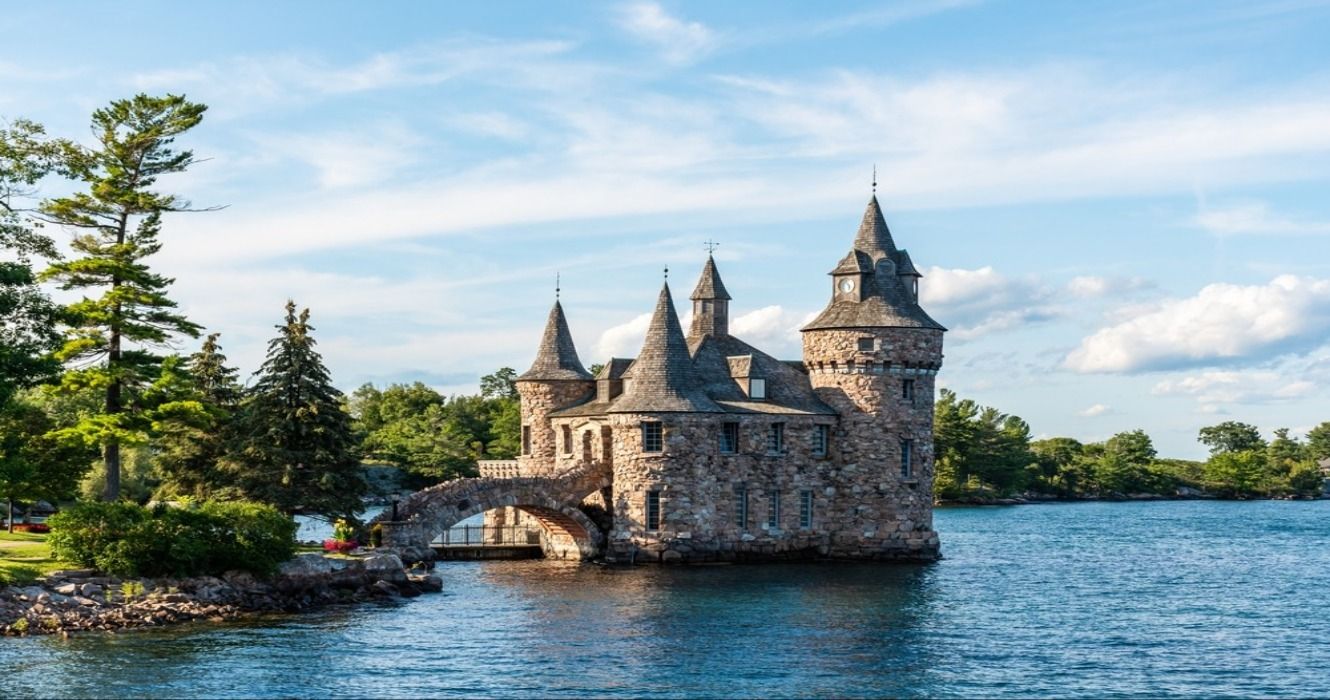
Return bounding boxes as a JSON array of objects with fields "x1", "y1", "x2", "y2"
[
  {"x1": 853, "y1": 195, "x2": 897, "y2": 258},
  {"x1": 518, "y1": 301, "x2": 594, "y2": 381},
  {"x1": 609, "y1": 283, "x2": 721, "y2": 413},
  {"x1": 896, "y1": 249, "x2": 922, "y2": 277},
  {"x1": 690, "y1": 255, "x2": 732, "y2": 301},
  {"x1": 595, "y1": 358, "x2": 634, "y2": 380}
]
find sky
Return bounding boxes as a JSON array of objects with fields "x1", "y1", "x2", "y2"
[{"x1": 4, "y1": 0, "x2": 1330, "y2": 459}]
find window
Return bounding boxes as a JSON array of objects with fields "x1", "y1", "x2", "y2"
[
  {"x1": 900, "y1": 439, "x2": 914, "y2": 478},
  {"x1": 645, "y1": 490, "x2": 661, "y2": 531},
  {"x1": 812, "y1": 424, "x2": 830, "y2": 457},
  {"x1": 642, "y1": 421, "x2": 663, "y2": 453},
  {"x1": 858, "y1": 337, "x2": 875, "y2": 352},
  {"x1": 720, "y1": 422, "x2": 740, "y2": 453},
  {"x1": 902, "y1": 379, "x2": 916, "y2": 403},
  {"x1": 799, "y1": 490, "x2": 813, "y2": 529},
  {"x1": 702, "y1": 300, "x2": 713, "y2": 313},
  {"x1": 767, "y1": 423, "x2": 785, "y2": 454},
  {"x1": 734, "y1": 487, "x2": 749, "y2": 529},
  {"x1": 749, "y1": 377, "x2": 766, "y2": 400},
  {"x1": 767, "y1": 489, "x2": 781, "y2": 529},
  {"x1": 521, "y1": 425, "x2": 531, "y2": 455},
  {"x1": 561, "y1": 425, "x2": 572, "y2": 454}
]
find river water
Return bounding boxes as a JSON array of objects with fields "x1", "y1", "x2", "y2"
[{"x1": 2, "y1": 500, "x2": 1327, "y2": 698}]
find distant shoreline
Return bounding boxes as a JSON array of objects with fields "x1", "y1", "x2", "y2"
[{"x1": 938, "y1": 492, "x2": 1327, "y2": 506}]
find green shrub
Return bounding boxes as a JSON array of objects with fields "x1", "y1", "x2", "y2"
[{"x1": 48, "y1": 500, "x2": 296, "y2": 578}]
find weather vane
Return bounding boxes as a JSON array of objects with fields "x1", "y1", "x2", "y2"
[
  {"x1": 704, "y1": 239, "x2": 720, "y2": 255},
  {"x1": 555, "y1": 272, "x2": 560, "y2": 300},
  {"x1": 664, "y1": 265, "x2": 669, "y2": 280},
  {"x1": 872, "y1": 164, "x2": 877, "y2": 195}
]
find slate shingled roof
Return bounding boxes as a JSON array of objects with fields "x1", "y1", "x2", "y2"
[
  {"x1": 517, "y1": 300, "x2": 594, "y2": 381},
  {"x1": 803, "y1": 196, "x2": 946, "y2": 332},
  {"x1": 690, "y1": 255, "x2": 732, "y2": 301},
  {"x1": 608, "y1": 283, "x2": 722, "y2": 413},
  {"x1": 690, "y1": 334, "x2": 836, "y2": 415}
]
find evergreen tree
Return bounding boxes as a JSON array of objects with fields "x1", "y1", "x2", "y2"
[
  {"x1": 1306, "y1": 422, "x2": 1330, "y2": 461},
  {"x1": 38, "y1": 94, "x2": 209, "y2": 500},
  {"x1": 0, "y1": 396, "x2": 95, "y2": 531},
  {"x1": 227, "y1": 302, "x2": 364, "y2": 521},
  {"x1": 1198, "y1": 421, "x2": 1266, "y2": 456},
  {"x1": 154, "y1": 335, "x2": 243, "y2": 499}
]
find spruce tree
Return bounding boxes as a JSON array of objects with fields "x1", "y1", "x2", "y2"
[
  {"x1": 228, "y1": 302, "x2": 364, "y2": 521},
  {"x1": 154, "y1": 334, "x2": 242, "y2": 499},
  {"x1": 38, "y1": 94, "x2": 208, "y2": 500}
]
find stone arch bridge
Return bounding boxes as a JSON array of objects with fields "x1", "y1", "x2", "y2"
[{"x1": 374, "y1": 462, "x2": 611, "y2": 563}]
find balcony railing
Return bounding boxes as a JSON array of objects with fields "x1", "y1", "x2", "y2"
[
  {"x1": 477, "y1": 460, "x2": 520, "y2": 479},
  {"x1": 434, "y1": 524, "x2": 542, "y2": 547}
]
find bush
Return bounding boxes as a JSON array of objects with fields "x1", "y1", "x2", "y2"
[{"x1": 47, "y1": 500, "x2": 297, "y2": 578}]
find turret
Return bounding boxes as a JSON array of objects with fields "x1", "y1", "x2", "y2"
[
  {"x1": 611, "y1": 282, "x2": 719, "y2": 414},
  {"x1": 514, "y1": 299, "x2": 594, "y2": 475},
  {"x1": 800, "y1": 194, "x2": 945, "y2": 555},
  {"x1": 688, "y1": 255, "x2": 732, "y2": 339}
]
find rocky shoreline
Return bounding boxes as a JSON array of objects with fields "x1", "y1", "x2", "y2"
[{"x1": 0, "y1": 551, "x2": 441, "y2": 638}]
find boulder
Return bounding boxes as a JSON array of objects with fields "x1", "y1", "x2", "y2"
[
  {"x1": 79, "y1": 583, "x2": 103, "y2": 598},
  {"x1": 362, "y1": 553, "x2": 407, "y2": 583},
  {"x1": 53, "y1": 583, "x2": 79, "y2": 596},
  {"x1": 277, "y1": 553, "x2": 339, "y2": 578}
]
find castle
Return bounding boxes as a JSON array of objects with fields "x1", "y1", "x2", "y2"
[{"x1": 492, "y1": 194, "x2": 946, "y2": 562}]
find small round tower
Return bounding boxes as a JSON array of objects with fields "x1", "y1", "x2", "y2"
[
  {"x1": 800, "y1": 195, "x2": 945, "y2": 559},
  {"x1": 515, "y1": 300, "x2": 595, "y2": 476}
]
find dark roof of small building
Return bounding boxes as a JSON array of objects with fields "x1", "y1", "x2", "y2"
[
  {"x1": 690, "y1": 255, "x2": 732, "y2": 301},
  {"x1": 517, "y1": 300, "x2": 594, "y2": 381},
  {"x1": 609, "y1": 283, "x2": 722, "y2": 413},
  {"x1": 689, "y1": 334, "x2": 836, "y2": 415},
  {"x1": 896, "y1": 249, "x2": 921, "y2": 277}
]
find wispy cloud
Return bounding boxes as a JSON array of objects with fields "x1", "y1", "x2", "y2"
[
  {"x1": 616, "y1": 2, "x2": 717, "y2": 65},
  {"x1": 1193, "y1": 200, "x2": 1330, "y2": 236}
]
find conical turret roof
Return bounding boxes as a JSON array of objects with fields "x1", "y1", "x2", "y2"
[
  {"x1": 853, "y1": 195, "x2": 897, "y2": 259},
  {"x1": 611, "y1": 283, "x2": 720, "y2": 413},
  {"x1": 517, "y1": 301, "x2": 594, "y2": 381},
  {"x1": 690, "y1": 255, "x2": 732, "y2": 300}
]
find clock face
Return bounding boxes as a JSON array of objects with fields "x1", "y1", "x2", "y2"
[{"x1": 839, "y1": 278, "x2": 855, "y2": 293}]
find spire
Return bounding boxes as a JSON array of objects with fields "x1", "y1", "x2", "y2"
[
  {"x1": 689, "y1": 255, "x2": 732, "y2": 301},
  {"x1": 689, "y1": 255, "x2": 732, "y2": 338},
  {"x1": 612, "y1": 283, "x2": 720, "y2": 413},
  {"x1": 853, "y1": 195, "x2": 897, "y2": 259},
  {"x1": 518, "y1": 300, "x2": 593, "y2": 381}
]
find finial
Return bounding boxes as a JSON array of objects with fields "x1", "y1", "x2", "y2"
[
  {"x1": 872, "y1": 164, "x2": 877, "y2": 195},
  {"x1": 555, "y1": 272, "x2": 560, "y2": 300},
  {"x1": 664, "y1": 265, "x2": 669, "y2": 281},
  {"x1": 703, "y1": 239, "x2": 719, "y2": 255}
]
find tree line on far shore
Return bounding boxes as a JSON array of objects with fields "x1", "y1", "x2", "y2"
[{"x1": 934, "y1": 389, "x2": 1329, "y2": 501}]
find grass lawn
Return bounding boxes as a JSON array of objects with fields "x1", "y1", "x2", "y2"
[{"x1": 0, "y1": 531, "x2": 74, "y2": 586}]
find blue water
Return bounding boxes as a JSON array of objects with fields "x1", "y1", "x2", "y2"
[{"x1": 3, "y1": 500, "x2": 1327, "y2": 698}]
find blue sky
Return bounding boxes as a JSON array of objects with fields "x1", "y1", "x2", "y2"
[{"x1": 5, "y1": 0, "x2": 1330, "y2": 458}]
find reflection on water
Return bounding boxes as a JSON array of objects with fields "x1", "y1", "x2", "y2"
[{"x1": 3, "y1": 500, "x2": 1329, "y2": 698}]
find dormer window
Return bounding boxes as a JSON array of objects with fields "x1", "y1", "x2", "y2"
[{"x1": 748, "y1": 378, "x2": 766, "y2": 400}]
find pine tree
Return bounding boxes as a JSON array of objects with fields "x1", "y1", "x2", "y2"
[
  {"x1": 227, "y1": 302, "x2": 364, "y2": 521},
  {"x1": 38, "y1": 94, "x2": 209, "y2": 500},
  {"x1": 153, "y1": 334, "x2": 243, "y2": 500}
]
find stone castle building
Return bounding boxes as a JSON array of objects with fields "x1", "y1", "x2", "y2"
[{"x1": 487, "y1": 195, "x2": 946, "y2": 562}]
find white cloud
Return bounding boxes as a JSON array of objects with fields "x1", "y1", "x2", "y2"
[
  {"x1": 1078, "y1": 403, "x2": 1112, "y2": 417},
  {"x1": 1065, "y1": 275, "x2": 1330, "y2": 373},
  {"x1": 730, "y1": 305, "x2": 806, "y2": 357},
  {"x1": 1153, "y1": 370, "x2": 1316, "y2": 414},
  {"x1": 920, "y1": 266, "x2": 1055, "y2": 340},
  {"x1": 250, "y1": 123, "x2": 423, "y2": 189},
  {"x1": 594, "y1": 312, "x2": 653, "y2": 361},
  {"x1": 1193, "y1": 201, "x2": 1330, "y2": 237},
  {"x1": 1066, "y1": 275, "x2": 1152, "y2": 299},
  {"x1": 617, "y1": 2, "x2": 716, "y2": 65}
]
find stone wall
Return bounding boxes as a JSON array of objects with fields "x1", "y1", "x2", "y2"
[
  {"x1": 516, "y1": 380, "x2": 594, "y2": 477},
  {"x1": 802, "y1": 327, "x2": 944, "y2": 560}
]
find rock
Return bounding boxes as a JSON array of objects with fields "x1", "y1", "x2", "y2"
[
  {"x1": 47, "y1": 569, "x2": 95, "y2": 580},
  {"x1": 370, "y1": 580, "x2": 400, "y2": 597},
  {"x1": 412, "y1": 574, "x2": 443, "y2": 593},
  {"x1": 362, "y1": 553, "x2": 407, "y2": 583},
  {"x1": 277, "y1": 553, "x2": 339, "y2": 578},
  {"x1": 79, "y1": 583, "x2": 102, "y2": 598},
  {"x1": 53, "y1": 583, "x2": 79, "y2": 596}
]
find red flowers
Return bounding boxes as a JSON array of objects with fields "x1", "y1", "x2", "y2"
[{"x1": 322, "y1": 538, "x2": 357, "y2": 553}]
